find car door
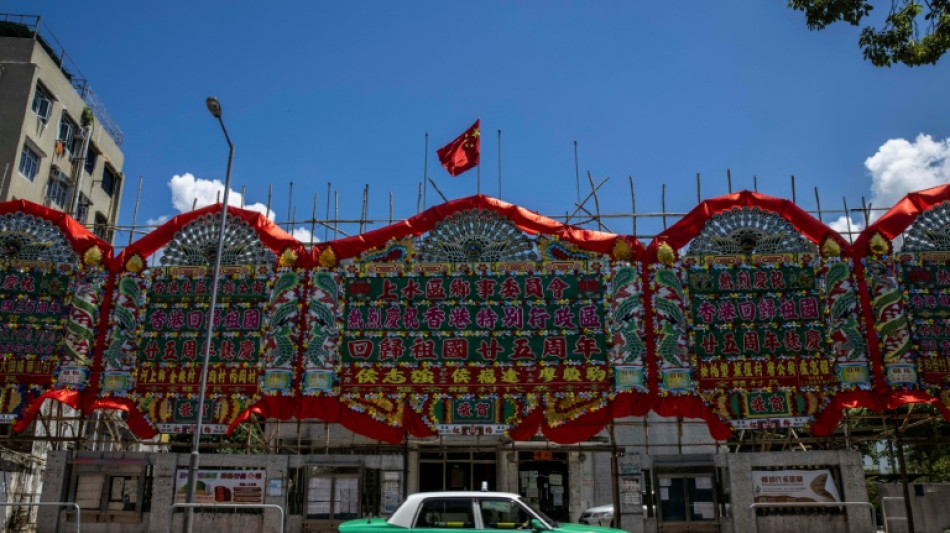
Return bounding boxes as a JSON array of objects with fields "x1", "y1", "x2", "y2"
[
  {"x1": 412, "y1": 497, "x2": 478, "y2": 533},
  {"x1": 476, "y1": 497, "x2": 534, "y2": 531}
]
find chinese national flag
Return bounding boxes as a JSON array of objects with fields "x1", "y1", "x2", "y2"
[{"x1": 437, "y1": 120, "x2": 480, "y2": 177}]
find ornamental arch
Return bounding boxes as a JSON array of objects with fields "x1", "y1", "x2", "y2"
[
  {"x1": 645, "y1": 191, "x2": 870, "y2": 439},
  {"x1": 3, "y1": 188, "x2": 947, "y2": 533},
  {"x1": 2, "y1": 188, "x2": 950, "y2": 441},
  {"x1": 0, "y1": 200, "x2": 112, "y2": 431},
  {"x1": 92, "y1": 204, "x2": 307, "y2": 437},
  {"x1": 855, "y1": 182, "x2": 950, "y2": 421},
  {"x1": 308, "y1": 195, "x2": 643, "y2": 443}
]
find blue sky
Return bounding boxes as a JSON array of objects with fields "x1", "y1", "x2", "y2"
[{"x1": 7, "y1": 1, "x2": 950, "y2": 247}]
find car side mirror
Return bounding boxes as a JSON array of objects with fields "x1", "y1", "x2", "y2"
[{"x1": 529, "y1": 518, "x2": 548, "y2": 531}]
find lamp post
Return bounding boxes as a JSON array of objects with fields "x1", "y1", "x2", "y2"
[{"x1": 183, "y1": 96, "x2": 234, "y2": 533}]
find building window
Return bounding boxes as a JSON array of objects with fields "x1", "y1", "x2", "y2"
[
  {"x1": 76, "y1": 193, "x2": 90, "y2": 223},
  {"x1": 84, "y1": 145, "x2": 98, "y2": 174},
  {"x1": 101, "y1": 165, "x2": 117, "y2": 197},
  {"x1": 71, "y1": 466, "x2": 150, "y2": 517},
  {"x1": 76, "y1": 473, "x2": 106, "y2": 510},
  {"x1": 93, "y1": 212, "x2": 111, "y2": 242},
  {"x1": 18, "y1": 144, "x2": 40, "y2": 182},
  {"x1": 46, "y1": 167, "x2": 70, "y2": 208},
  {"x1": 31, "y1": 84, "x2": 52, "y2": 122},
  {"x1": 58, "y1": 113, "x2": 78, "y2": 157},
  {"x1": 106, "y1": 475, "x2": 140, "y2": 511},
  {"x1": 289, "y1": 465, "x2": 360, "y2": 520}
]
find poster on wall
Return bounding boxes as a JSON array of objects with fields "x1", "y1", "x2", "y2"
[
  {"x1": 751, "y1": 469, "x2": 841, "y2": 503},
  {"x1": 174, "y1": 468, "x2": 266, "y2": 504}
]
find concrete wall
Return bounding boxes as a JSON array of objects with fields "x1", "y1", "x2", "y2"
[
  {"x1": 0, "y1": 447, "x2": 45, "y2": 532},
  {"x1": 611, "y1": 449, "x2": 870, "y2": 533},
  {"x1": 0, "y1": 38, "x2": 33, "y2": 192},
  {"x1": 726, "y1": 450, "x2": 872, "y2": 533},
  {"x1": 39, "y1": 451, "x2": 403, "y2": 533},
  {"x1": 0, "y1": 34, "x2": 125, "y2": 238},
  {"x1": 877, "y1": 482, "x2": 950, "y2": 533},
  {"x1": 39, "y1": 443, "x2": 872, "y2": 533}
]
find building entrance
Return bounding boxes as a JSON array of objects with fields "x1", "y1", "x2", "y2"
[
  {"x1": 418, "y1": 450, "x2": 497, "y2": 492},
  {"x1": 517, "y1": 452, "x2": 570, "y2": 523},
  {"x1": 656, "y1": 473, "x2": 719, "y2": 533}
]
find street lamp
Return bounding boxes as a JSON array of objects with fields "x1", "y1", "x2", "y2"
[{"x1": 183, "y1": 96, "x2": 234, "y2": 533}]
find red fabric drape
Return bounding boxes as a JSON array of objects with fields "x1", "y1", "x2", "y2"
[
  {"x1": 86, "y1": 397, "x2": 158, "y2": 438},
  {"x1": 0, "y1": 200, "x2": 113, "y2": 261},
  {"x1": 315, "y1": 194, "x2": 639, "y2": 264},
  {"x1": 644, "y1": 191, "x2": 855, "y2": 438},
  {"x1": 113, "y1": 203, "x2": 309, "y2": 268},
  {"x1": 646, "y1": 190, "x2": 850, "y2": 260},
  {"x1": 854, "y1": 183, "x2": 950, "y2": 252},
  {"x1": 852, "y1": 183, "x2": 950, "y2": 422},
  {"x1": 0, "y1": 200, "x2": 113, "y2": 431},
  {"x1": 13, "y1": 389, "x2": 81, "y2": 432}
]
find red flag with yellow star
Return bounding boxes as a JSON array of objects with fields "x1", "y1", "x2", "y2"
[{"x1": 437, "y1": 120, "x2": 480, "y2": 177}]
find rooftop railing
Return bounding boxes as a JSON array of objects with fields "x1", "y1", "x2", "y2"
[{"x1": 0, "y1": 13, "x2": 125, "y2": 147}]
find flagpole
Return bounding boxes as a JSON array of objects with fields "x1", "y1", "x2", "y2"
[
  {"x1": 476, "y1": 116, "x2": 481, "y2": 195},
  {"x1": 574, "y1": 140, "x2": 581, "y2": 205},
  {"x1": 423, "y1": 132, "x2": 429, "y2": 211},
  {"x1": 497, "y1": 129, "x2": 502, "y2": 199}
]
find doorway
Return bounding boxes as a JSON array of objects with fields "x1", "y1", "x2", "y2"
[
  {"x1": 656, "y1": 473, "x2": 719, "y2": 533},
  {"x1": 418, "y1": 450, "x2": 497, "y2": 492},
  {"x1": 517, "y1": 451, "x2": 570, "y2": 523}
]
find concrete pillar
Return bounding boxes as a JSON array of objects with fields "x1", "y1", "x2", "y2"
[{"x1": 36, "y1": 450, "x2": 69, "y2": 533}]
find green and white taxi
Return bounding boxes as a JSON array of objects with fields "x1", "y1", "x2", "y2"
[{"x1": 339, "y1": 492, "x2": 628, "y2": 533}]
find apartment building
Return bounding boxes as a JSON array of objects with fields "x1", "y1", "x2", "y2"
[{"x1": 0, "y1": 14, "x2": 124, "y2": 242}]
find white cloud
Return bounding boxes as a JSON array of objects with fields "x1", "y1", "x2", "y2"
[
  {"x1": 168, "y1": 173, "x2": 276, "y2": 220},
  {"x1": 827, "y1": 215, "x2": 863, "y2": 241},
  {"x1": 865, "y1": 134, "x2": 950, "y2": 221},
  {"x1": 161, "y1": 173, "x2": 319, "y2": 245},
  {"x1": 146, "y1": 215, "x2": 170, "y2": 227},
  {"x1": 292, "y1": 227, "x2": 320, "y2": 245}
]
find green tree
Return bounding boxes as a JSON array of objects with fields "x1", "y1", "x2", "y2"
[
  {"x1": 787, "y1": 0, "x2": 950, "y2": 66},
  {"x1": 854, "y1": 405, "x2": 950, "y2": 481}
]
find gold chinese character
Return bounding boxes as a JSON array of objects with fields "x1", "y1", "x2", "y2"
[
  {"x1": 478, "y1": 369, "x2": 497, "y2": 384},
  {"x1": 563, "y1": 367, "x2": 582, "y2": 382},
  {"x1": 411, "y1": 369, "x2": 435, "y2": 384},
  {"x1": 382, "y1": 368, "x2": 406, "y2": 384},
  {"x1": 355, "y1": 368, "x2": 379, "y2": 384},
  {"x1": 586, "y1": 366, "x2": 607, "y2": 382},
  {"x1": 451, "y1": 368, "x2": 471, "y2": 384}
]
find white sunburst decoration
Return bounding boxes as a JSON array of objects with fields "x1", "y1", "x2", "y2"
[
  {"x1": 902, "y1": 201, "x2": 950, "y2": 251},
  {"x1": 687, "y1": 207, "x2": 816, "y2": 256},
  {"x1": 160, "y1": 212, "x2": 276, "y2": 266},
  {"x1": 0, "y1": 212, "x2": 78, "y2": 264},
  {"x1": 415, "y1": 209, "x2": 538, "y2": 263}
]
